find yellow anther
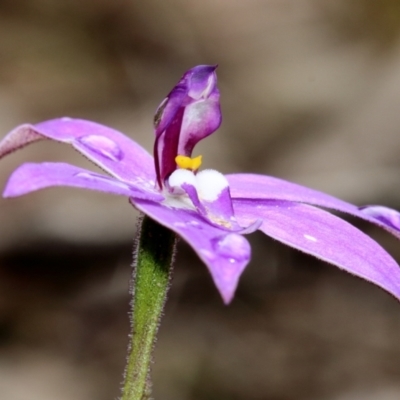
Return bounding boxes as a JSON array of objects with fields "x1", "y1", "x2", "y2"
[{"x1": 175, "y1": 155, "x2": 202, "y2": 171}]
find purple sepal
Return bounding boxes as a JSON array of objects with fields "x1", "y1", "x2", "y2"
[
  {"x1": 0, "y1": 119, "x2": 155, "y2": 184},
  {"x1": 233, "y1": 199, "x2": 400, "y2": 301},
  {"x1": 131, "y1": 198, "x2": 250, "y2": 304},
  {"x1": 153, "y1": 65, "x2": 221, "y2": 186},
  {"x1": 228, "y1": 173, "x2": 359, "y2": 212},
  {"x1": 359, "y1": 205, "x2": 400, "y2": 231},
  {"x1": 228, "y1": 173, "x2": 400, "y2": 239},
  {"x1": 3, "y1": 162, "x2": 164, "y2": 202}
]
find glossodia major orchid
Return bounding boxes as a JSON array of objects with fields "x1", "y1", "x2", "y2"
[{"x1": 1, "y1": 65, "x2": 400, "y2": 304}]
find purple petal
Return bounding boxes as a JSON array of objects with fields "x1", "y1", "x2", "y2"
[
  {"x1": 233, "y1": 199, "x2": 400, "y2": 301},
  {"x1": 228, "y1": 173, "x2": 359, "y2": 211},
  {"x1": 131, "y1": 198, "x2": 251, "y2": 303},
  {"x1": 0, "y1": 118, "x2": 155, "y2": 184},
  {"x1": 227, "y1": 173, "x2": 400, "y2": 239},
  {"x1": 153, "y1": 65, "x2": 221, "y2": 186},
  {"x1": 4, "y1": 162, "x2": 163, "y2": 202},
  {"x1": 359, "y1": 205, "x2": 400, "y2": 231}
]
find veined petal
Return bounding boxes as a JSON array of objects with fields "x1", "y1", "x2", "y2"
[
  {"x1": 233, "y1": 199, "x2": 400, "y2": 301},
  {"x1": 4, "y1": 162, "x2": 163, "y2": 202},
  {"x1": 0, "y1": 118, "x2": 155, "y2": 184},
  {"x1": 228, "y1": 173, "x2": 400, "y2": 239},
  {"x1": 131, "y1": 198, "x2": 251, "y2": 304}
]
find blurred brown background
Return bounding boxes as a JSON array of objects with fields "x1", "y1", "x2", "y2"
[{"x1": 1, "y1": 1, "x2": 400, "y2": 399}]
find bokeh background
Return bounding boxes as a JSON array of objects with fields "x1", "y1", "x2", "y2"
[{"x1": 1, "y1": 1, "x2": 400, "y2": 399}]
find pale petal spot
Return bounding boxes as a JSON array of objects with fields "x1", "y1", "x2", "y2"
[
  {"x1": 76, "y1": 135, "x2": 124, "y2": 162},
  {"x1": 200, "y1": 249, "x2": 216, "y2": 260},
  {"x1": 173, "y1": 222, "x2": 187, "y2": 228},
  {"x1": 304, "y1": 234, "x2": 317, "y2": 242}
]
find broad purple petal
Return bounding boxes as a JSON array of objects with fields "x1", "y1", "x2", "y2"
[
  {"x1": 228, "y1": 173, "x2": 400, "y2": 239},
  {"x1": 4, "y1": 162, "x2": 163, "y2": 201},
  {"x1": 153, "y1": 65, "x2": 221, "y2": 186},
  {"x1": 131, "y1": 198, "x2": 251, "y2": 304},
  {"x1": 233, "y1": 199, "x2": 400, "y2": 301},
  {"x1": 0, "y1": 118, "x2": 155, "y2": 184}
]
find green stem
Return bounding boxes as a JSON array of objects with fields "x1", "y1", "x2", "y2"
[{"x1": 121, "y1": 215, "x2": 177, "y2": 400}]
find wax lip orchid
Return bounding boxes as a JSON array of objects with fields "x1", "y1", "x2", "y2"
[{"x1": 2, "y1": 65, "x2": 400, "y2": 304}]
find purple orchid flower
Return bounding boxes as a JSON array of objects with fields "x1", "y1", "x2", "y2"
[{"x1": 1, "y1": 65, "x2": 400, "y2": 304}]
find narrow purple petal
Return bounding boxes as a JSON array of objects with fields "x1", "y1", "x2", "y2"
[
  {"x1": 233, "y1": 199, "x2": 400, "y2": 301},
  {"x1": 227, "y1": 173, "x2": 400, "y2": 239},
  {"x1": 131, "y1": 198, "x2": 251, "y2": 303},
  {"x1": 359, "y1": 205, "x2": 400, "y2": 231},
  {"x1": 0, "y1": 124, "x2": 45, "y2": 157},
  {"x1": 228, "y1": 173, "x2": 359, "y2": 211},
  {"x1": 0, "y1": 118, "x2": 155, "y2": 184},
  {"x1": 4, "y1": 162, "x2": 163, "y2": 202}
]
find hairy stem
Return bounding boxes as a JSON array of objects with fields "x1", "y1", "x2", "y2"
[{"x1": 121, "y1": 215, "x2": 177, "y2": 400}]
